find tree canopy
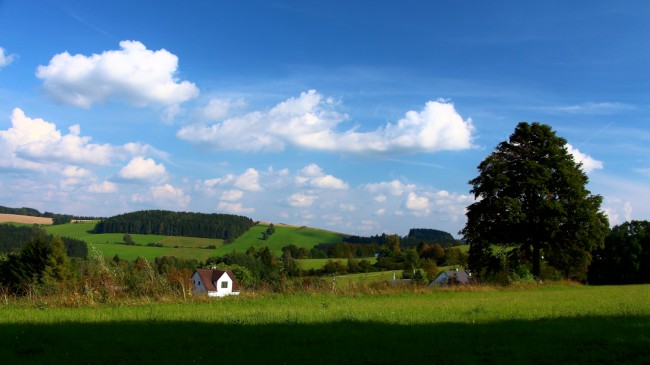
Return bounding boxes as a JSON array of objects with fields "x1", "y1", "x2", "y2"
[
  {"x1": 462, "y1": 122, "x2": 609, "y2": 279},
  {"x1": 588, "y1": 220, "x2": 650, "y2": 284},
  {"x1": 93, "y1": 210, "x2": 255, "y2": 240}
]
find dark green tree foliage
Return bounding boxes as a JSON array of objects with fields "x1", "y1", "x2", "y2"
[
  {"x1": 462, "y1": 122, "x2": 609, "y2": 278},
  {"x1": 92, "y1": 210, "x2": 254, "y2": 240},
  {"x1": 0, "y1": 234, "x2": 71, "y2": 292},
  {"x1": 402, "y1": 228, "x2": 456, "y2": 247},
  {"x1": 0, "y1": 205, "x2": 75, "y2": 225},
  {"x1": 588, "y1": 221, "x2": 650, "y2": 284},
  {"x1": 0, "y1": 224, "x2": 87, "y2": 258},
  {"x1": 0, "y1": 205, "x2": 41, "y2": 216}
]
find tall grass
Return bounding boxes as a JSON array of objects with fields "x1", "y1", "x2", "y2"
[{"x1": 1, "y1": 284, "x2": 648, "y2": 364}]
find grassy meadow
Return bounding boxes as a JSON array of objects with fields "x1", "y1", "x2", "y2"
[
  {"x1": 35, "y1": 221, "x2": 344, "y2": 261},
  {"x1": 213, "y1": 223, "x2": 343, "y2": 256},
  {"x1": 1, "y1": 284, "x2": 648, "y2": 364}
]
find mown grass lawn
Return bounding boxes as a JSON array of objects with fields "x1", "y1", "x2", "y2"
[{"x1": 1, "y1": 284, "x2": 648, "y2": 364}]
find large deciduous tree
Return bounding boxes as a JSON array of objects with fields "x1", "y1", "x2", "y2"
[{"x1": 462, "y1": 122, "x2": 609, "y2": 279}]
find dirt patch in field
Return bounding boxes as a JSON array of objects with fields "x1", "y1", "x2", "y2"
[{"x1": 0, "y1": 214, "x2": 53, "y2": 225}]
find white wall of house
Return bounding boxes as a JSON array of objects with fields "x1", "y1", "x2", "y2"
[
  {"x1": 191, "y1": 271, "x2": 207, "y2": 294},
  {"x1": 213, "y1": 272, "x2": 238, "y2": 297}
]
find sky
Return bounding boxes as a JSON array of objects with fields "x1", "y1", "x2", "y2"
[{"x1": 0, "y1": 0, "x2": 649, "y2": 237}]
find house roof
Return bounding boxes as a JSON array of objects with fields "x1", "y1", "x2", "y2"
[
  {"x1": 194, "y1": 268, "x2": 240, "y2": 292},
  {"x1": 431, "y1": 269, "x2": 473, "y2": 285}
]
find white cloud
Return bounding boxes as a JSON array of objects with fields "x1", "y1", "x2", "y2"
[
  {"x1": 62, "y1": 165, "x2": 92, "y2": 178},
  {"x1": 566, "y1": 144, "x2": 603, "y2": 173},
  {"x1": 363, "y1": 179, "x2": 415, "y2": 196},
  {"x1": 199, "y1": 97, "x2": 246, "y2": 120},
  {"x1": 133, "y1": 184, "x2": 190, "y2": 208},
  {"x1": 218, "y1": 201, "x2": 255, "y2": 214},
  {"x1": 339, "y1": 203, "x2": 356, "y2": 212},
  {"x1": 287, "y1": 193, "x2": 317, "y2": 207},
  {"x1": 550, "y1": 102, "x2": 635, "y2": 115},
  {"x1": 118, "y1": 156, "x2": 166, "y2": 181},
  {"x1": 220, "y1": 189, "x2": 244, "y2": 201},
  {"x1": 205, "y1": 168, "x2": 262, "y2": 192},
  {"x1": 296, "y1": 163, "x2": 348, "y2": 190},
  {"x1": 0, "y1": 47, "x2": 16, "y2": 68},
  {"x1": 374, "y1": 194, "x2": 387, "y2": 202},
  {"x1": 0, "y1": 108, "x2": 113, "y2": 167},
  {"x1": 36, "y1": 40, "x2": 199, "y2": 118},
  {"x1": 177, "y1": 90, "x2": 474, "y2": 155},
  {"x1": 404, "y1": 192, "x2": 431, "y2": 216},
  {"x1": 87, "y1": 181, "x2": 118, "y2": 193}
]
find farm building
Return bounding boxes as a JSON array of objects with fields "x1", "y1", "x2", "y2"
[
  {"x1": 429, "y1": 269, "x2": 474, "y2": 286},
  {"x1": 191, "y1": 268, "x2": 240, "y2": 297}
]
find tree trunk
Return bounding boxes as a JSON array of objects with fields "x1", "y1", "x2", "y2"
[{"x1": 532, "y1": 243, "x2": 541, "y2": 278}]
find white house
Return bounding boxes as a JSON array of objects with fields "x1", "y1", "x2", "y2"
[
  {"x1": 191, "y1": 268, "x2": 240, "y2": 297},
  {"x1": 429, "y1": 268, "x2": 474, "y2": 286}
]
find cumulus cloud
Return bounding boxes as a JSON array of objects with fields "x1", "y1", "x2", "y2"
[
  {"x1": 118, "y1": 156, "x2": 166, "y2": 181},
  {"x1": 296, "y1": 163, "x2": 348, "y2": 190},
  {"x1": 220, "y1": 189, "x2": 244, "y2": 201},
  {"x1": 199, "y1": 97, "x2": 246, "y2": 120},
  {"x1": 0, "y1": 47, "x2": 16, "y2": 68},
  {"x1": 132, "y1": 184, "x2": 190, "y2": 208},
  {"x1": 36, "y1": 40, "x2": 199, "y2": 118},
  {"x1": 404, "y1": 192, "x2": 431, "y2": 216},
  {"x1": 566, "y1": 144, "x2": 603, "y2": 173},
  {"x1": 0, "y1": 108, "x2": 113, "y2": 167},
  {"x1": 177, "y1": 90, "x2": 474, "y2": 155},
  {"x1": 287, "y1": 193, "x2": 317, "y2": 207},
  {"x1": 218, "y1": 201, "x2": 255, "y2": 214},
  {"x1": 87, "y1": 181, "x2": 118, "y2": 193},
  {"x1": 204, "y1": 168, "x2": 262, "y2": 192},
  {"x1": 363, "y1": 179, "x2": 415, "y2": 196}
]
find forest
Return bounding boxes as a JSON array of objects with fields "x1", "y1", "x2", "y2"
[
  {"x1": 92, "y1": 210, "x2": 255, "y2": 240},
  {"x1": 0, "y1": 224, "x2": 88, "y2": 259},
  {"x1": 0, "y1": 205, "x2": 96, "y2": 225}
]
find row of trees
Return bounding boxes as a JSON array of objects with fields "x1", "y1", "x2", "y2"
[
  {"x1": 93, "y1": 210, "x2": 255, "y2": 240},
  {"x1": 0, "y1": 205, "x2": 79, "y2": 225}
]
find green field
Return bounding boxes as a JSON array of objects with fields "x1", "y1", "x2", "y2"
[
  {"x1": 213, "y1": 223, "x2": 344, "y2": 256},
  {"x1": 38, "y1": 221, "x2": 344, "y2": 261},
  {"x1": 298, "y1": 257, "x2": 377, "y2": 270},
  {"x1": 1, "y1": 284, "x2": 648, "y2": 364}
]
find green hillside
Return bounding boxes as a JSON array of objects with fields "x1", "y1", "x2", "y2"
[
  {"x1": 41, "y1": 221, "x2": 344, "y2": 261},
  {"x1": 214, "y1": 223, "x2": 344, "y2": 256}
]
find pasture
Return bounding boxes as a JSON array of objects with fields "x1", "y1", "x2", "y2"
[
  {"x1": 0, "y1": 284, "x2": 648, "y2": 364},
  {"x1": 39, "y1": 221, "x2": 344, "y2": 261},
  {"x1": 213, "y1": 223, "x2": 344, "y2": 256}
]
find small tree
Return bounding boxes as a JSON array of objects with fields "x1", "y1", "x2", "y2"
[{"x1": 123, "y1": 233, "x2": 134, "y2": 245}]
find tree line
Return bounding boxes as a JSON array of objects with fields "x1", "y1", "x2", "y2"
[
  {"x1": 0, "y1": 205, "x2": 101, "y2": 225},
  {"x1": 92, "y1": 210, "x2": 255, "y2": 240},
  {"x1": 0, "y1": 224, "x2": 88, "y2": 258}
]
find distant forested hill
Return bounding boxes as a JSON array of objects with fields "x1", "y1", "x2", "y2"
[
  {"x1": 0, "y1": 205, "x2": 90, "y2": 225},
  {"x1": 401, "y1": 228, "x2": 457, "y2": 247},
  {"x1": 0, "y1": 224, "x2": 88, "y2": 258},
  {"x1": 92, "y1": 210, "x2": 255, "y2": 240}
]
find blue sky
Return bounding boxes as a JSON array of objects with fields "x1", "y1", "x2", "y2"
[{"x1": 1, "y1": 0, "x2": 649, "y2": 236}]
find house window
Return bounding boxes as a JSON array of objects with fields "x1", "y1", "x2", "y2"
[{"x1": 221, "y1": 281, "x2": 228, "y2": 289}]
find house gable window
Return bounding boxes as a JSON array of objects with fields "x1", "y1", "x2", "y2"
[{"x1": 221, "y1": 281, "x2": 228, "y2": 289}]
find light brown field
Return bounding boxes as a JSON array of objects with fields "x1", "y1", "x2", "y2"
[{"x1": 0, "y1": 213, "x2": 52, "y2": 225}]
